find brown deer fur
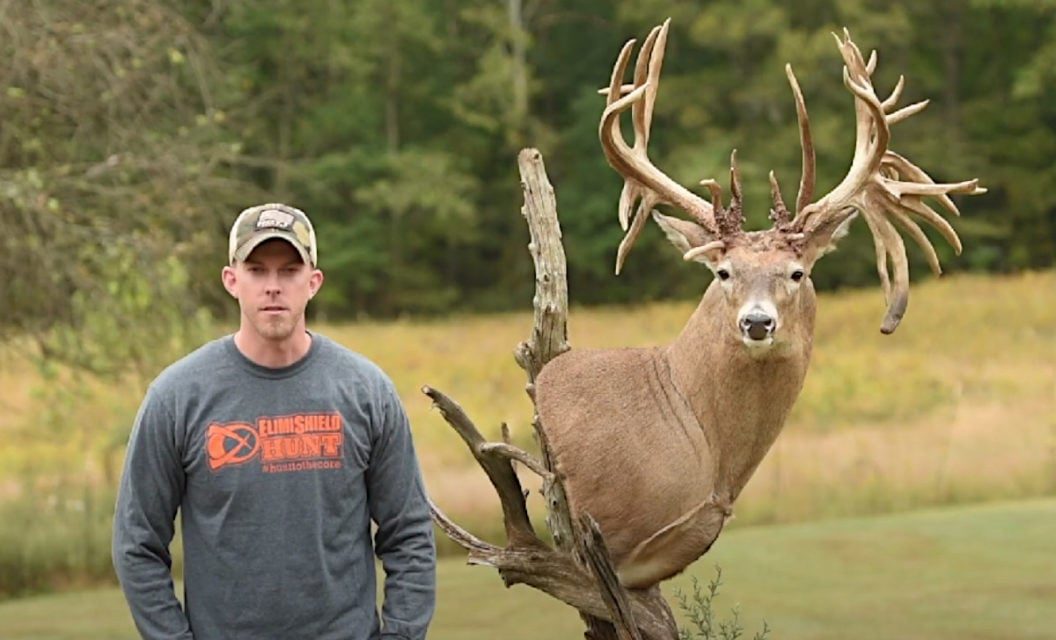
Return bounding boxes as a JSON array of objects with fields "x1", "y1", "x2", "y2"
[{"x1": 536, "y1": 233, "x2": 817, "y2": 588}]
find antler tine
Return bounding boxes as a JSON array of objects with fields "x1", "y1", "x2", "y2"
[
  {"x1": 729, "y1": 149, "x2": 743, "y2": 204},
  {"x1": 633, "y1": 23, "x2": 664, "y2": 156},
  {"x1": 882, "y1": 75, "x2": 905, "y2": 110},
  {"x1": 884, "y1": 150, "x2": 979, "y2": 219},
  {"x1": 597, "y1": 84, "x2": 637, "y2": 98},
  {"x1": 719, "y1": 150, "x2": 745, "y2": 236},
  {"x1": 614, "y1": 22, "x2": 670, "y2": 274},
  {"x1": 887, "y1": 98, "x2": 929, "y2": 125},
  {"x1": 891, "y1": 207, "x2": 942, "y2": 275},
  {"x1": 769, "y1": 170, "x2": 792, "y2": 226},
  {"x1": 699, "y1": 179, "x2": 724, "y2": 212},
  {"x1": 791, "y1": 29, "x2": 986, "y2": 334},
  {"x1": 615, "y1": 24, "x2": 664, "y2": 235},
  {"x1": 784, "y1": 64, "x2": 815, "y2": 216},
  {"x1": 599, "y1": 19, "x2": 719, "y2": 274}
]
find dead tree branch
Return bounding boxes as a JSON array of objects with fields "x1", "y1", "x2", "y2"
[
  {"x1": 513, "y1": 147, "x2": 570, "y2": 384},
  {"x1": 425, "y1": 148, "x2": 678, "y2": 640},
  {"x1": 421, "y1": 385, "x2": 543, "y2": 549}
]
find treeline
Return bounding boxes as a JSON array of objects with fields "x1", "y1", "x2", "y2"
[{"x1": 2, "y1": 0, "x2": 1053, "y2": 365}]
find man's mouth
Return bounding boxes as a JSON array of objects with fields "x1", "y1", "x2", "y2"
[{"x1": 261, "y1": 305, "x2": 287, "y2": 313}]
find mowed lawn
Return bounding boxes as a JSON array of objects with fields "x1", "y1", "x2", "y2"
[{"x1": 0, "y1": 498, "x2": 1052, "y2": 639}]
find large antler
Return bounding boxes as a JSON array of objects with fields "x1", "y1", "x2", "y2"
[
  {"x1": 790, "y1": 30, "x2": 986, "y2": 334},
  {"x1": 599, "y1": 19, "x2": 721, "y2": 274}
]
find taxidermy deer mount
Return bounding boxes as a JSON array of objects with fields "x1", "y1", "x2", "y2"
[{"x1": 426, "y1": 19, "x2": 984, "y2": 640}]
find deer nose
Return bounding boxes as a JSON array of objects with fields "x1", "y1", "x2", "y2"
[{"x1": 740, "y1": 313, "x2": 775, "y2": 341}]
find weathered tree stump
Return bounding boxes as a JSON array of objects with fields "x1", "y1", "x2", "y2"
[{"x1": 425, "y1": 148, "x2": 678, "y2": 640}]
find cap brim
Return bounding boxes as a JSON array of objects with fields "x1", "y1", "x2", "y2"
[{"x1": 232, "y1": 231, "x2": 313, "y2": 266}]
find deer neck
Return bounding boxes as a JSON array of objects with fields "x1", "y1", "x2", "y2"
[{"x1": 664, "y1": 283, "x2": 816, "y2": 500}]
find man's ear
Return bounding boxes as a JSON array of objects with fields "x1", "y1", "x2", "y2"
[
  {"x1": 308, "y1": 269, "x2": 324, "y2": 299},
  {"x1": 221, "y1": 265, "x2": 238, "y2": 298},
  {"x1": 652, "y1": 211, "x2": 725, "y2": 265},
  {"x1": 803, "y1": 211, "x2": 857, "y2": 263}
]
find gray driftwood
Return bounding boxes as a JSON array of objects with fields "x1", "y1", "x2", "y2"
[{"x1": 425, "y1": 148, "x2": 678, "y2": 640}]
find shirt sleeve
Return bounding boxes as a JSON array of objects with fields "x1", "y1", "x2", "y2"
[
  {"x1": 111, "y1": 385, "x2": 194, "y2": 639},
  {"x1": 366, "y1": 378, "x2": 437, "y2": 640}
]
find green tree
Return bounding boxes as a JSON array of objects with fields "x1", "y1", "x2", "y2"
[{"x1": 0, "y1": 0, "x2": 241, "y2": 375}]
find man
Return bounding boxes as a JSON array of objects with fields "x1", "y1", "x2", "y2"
[{"x1": 112, "y1": 203, "x2": 435, "y2": 639}]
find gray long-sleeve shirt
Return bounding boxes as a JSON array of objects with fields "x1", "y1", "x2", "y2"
[{"x1": 112, "y1": 333, "x2": 435, "y2": 639}]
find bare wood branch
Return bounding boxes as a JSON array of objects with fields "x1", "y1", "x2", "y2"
[
  {"x1": 423, "y1": 381, "x2": 670, "y2": 630},
  {"x1": 478, "y1": 442, "x2": 552, "y2": 480},
  {"x1": 452, "y1": 541, "x2": 678, "y2": 639},
  {"x1": 579, "y1": 515, "x2": 647, "y2": 640},
  {"x1": 513, "y1": 148, "x2": 570, "y2": 382},
  {"x1": 422, "y1": 385, "x2": 543, "y2": 549},
  {"x1": 430, "y1": 474, "x2": 676, "y2": 639},
  {"x1": 428, "y1": 498, "x2": 497, "y2": 556},
  {"x1": 430, "y1": 498, "x2": 677, "y2": 638}
]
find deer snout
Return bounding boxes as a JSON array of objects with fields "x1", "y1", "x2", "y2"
[{"x1": 740, "y1": 312, "x2": 775, "y2": 341}]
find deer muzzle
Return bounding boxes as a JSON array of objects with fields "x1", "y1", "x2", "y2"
[{"x1": 740, "y1": 312, "x2": 775, "y2": 342}]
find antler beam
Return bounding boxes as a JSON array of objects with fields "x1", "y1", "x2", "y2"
[{"x1": 598, "y1": 19, "x2": 718, "y2": 274}]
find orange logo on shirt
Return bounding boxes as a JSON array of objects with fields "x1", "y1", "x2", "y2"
[
  {"x1": 206, "y1": 413, "x2": 344, "y2": 473},
  {"x1": 207, "y1": 422, "x2": 259, "y2": 470}
]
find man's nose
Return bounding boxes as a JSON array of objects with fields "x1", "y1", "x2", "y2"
[{"x1": 263, "y1": 273, "x2": 282, "y2": 294}]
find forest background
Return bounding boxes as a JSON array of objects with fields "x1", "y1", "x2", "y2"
[
  {"x1": 4, "y1": 0, "x2": 1055, "y2": 342},
  {"x1": 0, "y1": 0, "x2": 1054, "y2": 611}
]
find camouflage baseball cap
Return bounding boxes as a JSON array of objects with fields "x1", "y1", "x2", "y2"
[{"x1": 228, "y1": 203, "x2": 318, "y2": 267}]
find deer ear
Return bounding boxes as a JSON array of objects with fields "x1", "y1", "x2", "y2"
[
  {"x1": 652, "y1": 212, "x2": 723, "y2": 263},
  {"x1": 804, "y1": 211, "x2": 857, "y2": 262}
]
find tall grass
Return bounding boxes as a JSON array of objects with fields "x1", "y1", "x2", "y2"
[
  {"x1": 0, "y1": 489, "x2": 115, "y2": 597},
  {"x1": 0, "y1": 271, "x2": 1053, "y2": 595}
]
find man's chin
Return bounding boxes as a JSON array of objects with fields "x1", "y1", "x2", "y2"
[{"x1": 254, "y1": 320, "x2": 297, "y2": 342}]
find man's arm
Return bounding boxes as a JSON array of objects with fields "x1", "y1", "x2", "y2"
[
  {"x1": 112, "y1": 386, "x2": 194, "y2": 639},
  {"x1": 367, "y1": 379, "x2": 437, "y2": 640}
]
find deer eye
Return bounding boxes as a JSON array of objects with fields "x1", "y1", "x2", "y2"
[
  {"x1": 716, "y1": 268, "x2": 731, "y2": 281},
  {"x1": 791, "y1": 269, "x2": 805, "y2": 282}
]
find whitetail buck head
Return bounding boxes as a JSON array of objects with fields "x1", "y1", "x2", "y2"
[
  {"x1": 601, "y1": 20, "x2": 985, "y2": 338},
  {"x1": 645, "y1": 172, "x2": 826, "y2": 352},
  {"x1": 535, "y1": 20, "x2": 984, "y2": 591}
]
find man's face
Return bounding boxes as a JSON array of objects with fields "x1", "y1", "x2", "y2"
[{"x1": 221, "y1": 239, "x2": 323, "y2": 342}]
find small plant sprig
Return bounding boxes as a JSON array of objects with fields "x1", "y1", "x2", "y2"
[{"x1": 674, "y1": 566, "x2": 771, "y2": 640}]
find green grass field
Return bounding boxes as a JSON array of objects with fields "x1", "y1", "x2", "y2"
[{"x1": 1, "y1": 498, "x2": 1052, "y2": 639}]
